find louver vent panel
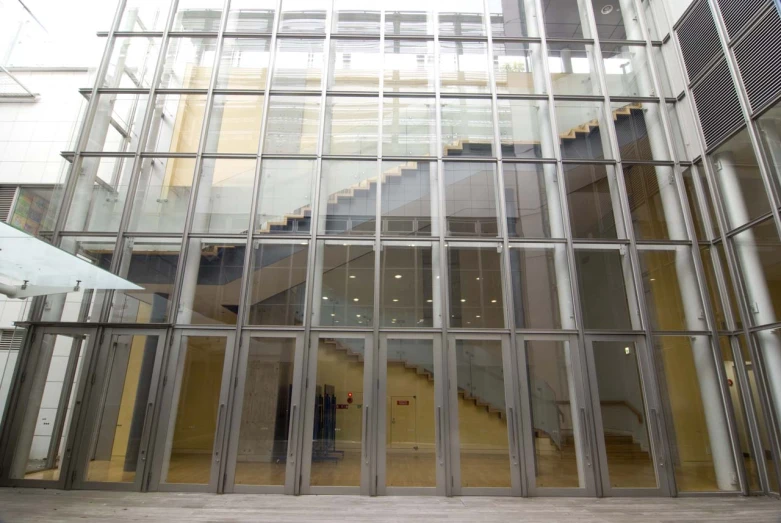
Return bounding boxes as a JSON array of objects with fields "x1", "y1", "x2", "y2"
[
  {"x1": 692, "y1": 59, "x2": 744, "y2": 148},
  {"x1": 677, "y1": 0, "x2": 722, "y2": 82},
  {"x1": 0, "y1": 186, "x2": 17, "y2": 221},
  {"x1": 0, "y1": 329, "x2": 25, "y2": 351},
  {"x1": 717, "y1": 0, "x2": 772, "y2": 40},
  {"x1": 734, "y1": 9, "x2": 781, "y2": 113}
]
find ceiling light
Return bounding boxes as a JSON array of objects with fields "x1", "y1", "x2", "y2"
[
  {"x1": 349, "y1": 275, "x2": 356, "y2": 279},
  {"x1": 395, "y1": 274, "x2": 402, "y2": 279},
  {"x1": 393, "y1": 298, "x2": 399, "y2": 302},
  {"x1": 601, "y1": 5, "x2": 613, "y2": 15},
  {"x1": 426, "y1": 299, "x2": 433, "y2": 303},
  {"x1": 476, "y1": 277, "x2": 480, "y2": 281},
  {"x1": 353, "y1": 298, "x2": 359, "y2": 302},
  {"x1": 461, "y1": 299, "x2": 466, "y2": 303},
  {"x1": 625, "y1": 346, "x2": 631, "y2": 355},
  {"x1": 476, "y1": 315, "x2": 481, "y2": 318},
  {"x1": 491, "y1": 299, "x2": 497, "y2": 303},
  {"x1": 356, "y1": 314, "x2": 362, "y2": 318},
  {"x1": 331, "y1": 313, "x2": 335, "y2": 317},
  {"x1": 322, "y1": 296, "x2": 329, "y2": 300}
]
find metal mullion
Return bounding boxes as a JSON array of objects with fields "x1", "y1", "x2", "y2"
[
  {"x1": 167, "y1": 31, "x2": 220, "y2": 38},
  {"x1": 723, "y1": 212, "x2": 777, "y2": 240},
  {"x1": 550, "y1": 94, "x2": 605, "y2": 102}
]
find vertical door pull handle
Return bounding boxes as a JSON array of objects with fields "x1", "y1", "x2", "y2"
[
  {"x1": 215, "y1": 403, "x2": 225, "y2": 463},
  {"x1": 288, "y1": 404, "x2": 297, "y2": 459},
  {"x1": 508, "y1": 407, "x2": 518, "y2": 466},
  {"x1": 580, "y1": 408, "x2": 592, "y2": 468},
  {"x1": 651, "y1": 408, "x2": 665, "y2": 468},
  {"x1": 139, "y1": 402, "x2": 153, "y2": 461},
  {"x1": 364, "y1": 405, "x2": 370, "y2": 463},
  {"x1": 436, "y1": 406, "x2": 443, "y2": 465}
]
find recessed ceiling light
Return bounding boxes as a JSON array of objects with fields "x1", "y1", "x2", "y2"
[
  {"x1": 476, "y1": 315, "x2": 481, "y2": 318},
  {"x1": 476, "y1": 277, "x2": 480, "y2": 281},
  {"x1": 393, "y1": 298, "x2": 399, "y2": 302},
  {"x1": 353, "y1": 298, "x2": 359, "y2": 302},
  {"x1": 331, "y1": 313, "x2": 335, "y2": 317},
  {"x1": 349, "y1": 275, "x2": 356, "y2": 279},
  {"x1": 395, "y1": 274, "x2": 402, "y2": 279},
  {"x1": 426, "y1": 299, "x2": 433, "y2": 303},
  {"x1": 356, "y1": 314, "x2": 361, "y2": 318},
  {"x1": 491, "y1": 299, "x2": 497, "y2": 303},
  {"x1": 601, "y1": 5, "x2": 613, "y2": 15},
  {"x1": 461, "y1": 299, "x2": 466, "y2": 303},
  {"x1": 322, "y1": 296, "x2": 329, "y2": 300}
]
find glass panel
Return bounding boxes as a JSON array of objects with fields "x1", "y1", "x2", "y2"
[
  {"x1": 440, "y1": 98, "x2": 495, "y2": 158},
  {"x1": 757, "y1": 100, "x2": 781, "y2": 195},
  {"x1": 555, "y1": 101, "x2": 612, "y2": 160},
  {"x1": 700, "y1": 246, "x2": 730, "y2": 331},
  {"x1": 455, "y1": 339, "x2": 510, "y2": 487},
  {"x1": 525, "y1": 339, "x2": 582, "y2": 488},
  {"x1": 65, "y1": 157, "x2": 135, "y2": 232},
  {"x1": 85, "y1": 93, "x2": 149, "y2": 153},
  {"x1": 510, "y1": 245, "x2": 574, "y2": 329},
  {"x1": 145, "y1": 94, "x2": 208, "y2": 153},
  {"x1": 316, "y1": 242, "x2": 376, "y2": 327},
  {"x1": 695, "y1": 161, "x2": 720, "y2": 237},
  {"x1": 247, "y1": 243, "x2": 309, "y2": 325},
  {"x1": 590, "y1": 0, "x2": 643, "y2": 40},
  {"x1": 444, "y1": 162, "x2": 499, "y2": 237},
  {"x1": 177, "y1": 240, "x2": 245, "y2": 325},
  {"x1": 226, "y1": 0, "x2": 276, "y2": 33},
  {"x1": 216, "y1": 38, "x2": 270, "y2": 89},
  {"x1": 85, "y1": 334, "x2": 159, "y2": 483},
  {"x1": 493, "y1": 42, "x2": 545, "y2": 95},
  {"x1": 439, "y1": 41, "x2": 490, "y2": 94},
  {"x1": 623, "y1": 164, "x2": 686, "y2": 241},
  {"x1": 0, "y1": 329, "x2": 24, "y2": 435},
  {"x1": 563, "y1": 163, "x2": 623, "y2": 239},
  {"x1": 385, "y1": 338, "x2": 436, "y2": 487},
  {"x1": 380, "y1": 244, "x2": 438, "y2": 327},
  {"x1": 319, "y1": 161, "x2": 377, "y2": 235},
  {"x1": 191, "y1": 159, "x2": 256, "y2": 234},
  {"x1": 541, "y1": 0, "x2": 591, "y2": 38},
  {"x1": 655, "y1": 48, "x2": 674, "y2": 98},
  {"x1": 10, "y1": 333, "x2": 90, "y2": 480},
  {"x1": 9, "y1": 186, "x2": 56, "y2": 237},
  {"x1": 439, "y1": 0, "x2": 486, "y2": 37},
  {"x1": 271, "y1": 39, "x2": 324, "y2": 90},
  {"x1": 575, "y1": 248, "x2": 637, "y2": 330},
  {"x1": 591, "y1": 340, "x2": 657, "y2": 488},
  {"x1": 498, "y1": 99, "x2": 551, "y2": 159},
  {"x1": 112, "y1": 239, "x2": 181, "y2": 323},
  {"x1": 164, "y1": 336, "x2": 226, "y2": 484},
  {"x1": 548, "y1": 42, "x2": 601, "y2": 96},
  {"x1": 732, "y1": 218, "x2": 781, "y2": 327},
  {"x1": 639, "y1": 247, "x2": 707, "y2": 332},
  {"x1": 328, "y1": 39, "x2": 380, "y2": 91},
  {"x1": 382, "y1": 98, "x2": 437, "y2": 156},
  {"x1": 333, "y1": 0, "x2": 381, "y2": 33},
  {"x1": 204, "y1": 95, "x2": 264, "y2": 154},
  {"x1": 613, "y1": 102, "x2": 671, "y2": 162},
  {"x1": 323, "y1": 97, "x2": 379, "y2": 156},
  {"x1": 504, "y1": 163, "x2": 563, "y2": 238},
  {"x1": 716, "y1": 242, "x2": 742, "y2": 328},
  {"x1": 128, "y1": 158, "x2": 197, "y2": 233},
  {"x1": 381, "y1": 161, "x2": 436, "y2": 237},
  {"x1": 681, "y1": 167, "x2": 707, "y2": 240},
  {"x1": 310, "y1": 336, "x2": 366, "y2": 486},
  {"x1": 234, "y1": 337, "x2": 296, "y2": 486},
  {"x1": 448, "y1": 246, "x2": 505, "y2": 328},
  {"x1": 489, "y1": 0, "x2": 538, "y2": 37},
  {"x1": 602, "y1": 45, "x2": 655, "y2": 98},
  {"x1": 120, "y1": 0, "x2": 171, "y2": 32},
  {"x1": 385, "y1": 1, "x2": 434, "y2": 35},
  {"x1": 710, "y1": 128, "x2": 771, "y2": 230},
  {"x1": 667, "y1": 103, "x2": 690, "y2": 161},
  {"x1": 263, "y1": 96, "x2": 320, "y2": 155},
  {"x1": 384, "y1": 39, "x2": 435, "y2": 93},
  {"x1": 655, "y1": 336, "x2": 739, "y2": 492},
  {"x1": 158, "y1": 37, "x2": 217, "y2": 89},
  {"x1": 279, "y1": 0, "x2": 327, "y2": 32},
  {"x1": 256, "y1": 160, "x2": 315, "y2": 235},
  {"x1": 103, "y1": 37, "x2": 160, "y2": 89},
  {"x1": 172, "y1": 0, "x2": 223, "y2": 32}
]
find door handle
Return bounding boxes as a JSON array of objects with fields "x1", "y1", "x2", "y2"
[
  {"x1": 214, "y1": 403, "x2": 225, "y2": 463},
  {"x1": 580, "y1": 408, "x2": 592, "y2": 468},
  {"x1": 436, "y1": 406, "x2": 443, "y2": 465},
  {"x1": 364, "y1": 405, "x2": 370, "y2": 464},
  {"x1": 139, "y1": 402, "x2": 153, "y2": 462},
  {"x1": 288, "y1": 404, "x2": 297, "y2": 460},
  {"x1": 651, "y1": 408, "x2": 665, "y2": 468},
  {"x1": 508, "y1": 407, "x2": 518, "y2": 466}
]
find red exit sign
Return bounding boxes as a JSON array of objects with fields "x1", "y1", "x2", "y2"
[
  {"x1": 336, "y1": 404, "x2": 349, "y2": 409},
  {"x1": 396, "y1": 400, "x2": 410, "y2": 406}
]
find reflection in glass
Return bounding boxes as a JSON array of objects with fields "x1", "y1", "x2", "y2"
[
  {"x1": 623, "y1": 164, "x2": 686, "y2": 240},
  {"x1": 682, "y1": 167, "x2": 708, "y2": 239},
  {"x1": 503, "y1": 163, "x2": 562, "y2": 238},
  {"x1": 493, "y1": 42, "x2": 544, "y2": 95},
  {"x1": 158, "y1": 37, "x2": 217, "y2": 89},
  {"x1": 216, "y1": 38, "x2": 270, "y2": 89},
  {"x1": 497, "y1": 99, "x2": 551, "y2": 159},
  {"x1": 602, "y1": 45, "x2": 655, "y2": 98},
  {"x1": 489, "y1": 0, "x2": 538, "y2": 37},
  {"x1": 323, "y1": 97, "x2": 379, "y2": 156},
  {"x1": 541, "y1": 0, "x2": 591, "y2": 38},
  {"x1": 385, "y1": 1, "x2": 434, "y2": 35},
  {"x1": 145, "y1": 94, "x2": 208, "y2": 153},
  {"x1": 439, "y1": 0, "x2": 486, "y2": 36},
  {"x1": 316, "y1": 242, "x2": 375, "y2": 327},
  {"x1": 271, "y1": 39, "x2": 324, "y2": 90},
  {"x1": 380, "y1": 245, "x2": 437, "y2": 327},
  {"x1": 333, "y1": 0, "x2": 380, "y2": 33},
  {"x1": 319, "y1": 161, "x2": 377, "y2": 235},
  {"x1": 204, "y1": 95, "x2": 264, "y2": 154},
  {"x1": 172, "y1": 0, "x2": 223, "y2": 32},
  {"x1": 120, "y1": 0, "x2": 170, "y2": 32},
  {"x1": 226, "y1": 0, "x2": 276, "y2": 33},
  {"x1": 444, "y1": 162, "x2": 499, "y2": 237},
  {"x1": 381, "y1": 161, "x2": 436, "y2": 236},
  {"x1": 525, "y1": 339, "x2": 583, "y2": 488},
  {"x1": 279, "y1": 0, "x2": 327, "y2": 33},
  {"x1": 555, "y1": 101, "x2": 611, "y2": 160},
  {"x1": 128, "y1": 158, "x2": 196, "y2": 233},
  {"x1": 310, "y1": 337, "x2": 366, "y2": 486},
  {"x1": 164, "y1": 336, "x2": 226, "y2": 484},
  {"x1": 247, "y1": 243, "x2": 308, "y2": 325},
  {"x1": 103, "y1": 37, "x2": 160, "y2": 89},
  {"x1": 382, "y1": 98, "x2": 437, "y2": 156},
  {"x1": 192, "y1": 159, "x2": 256, "y2": 234},
  {"x1": 235, "y1": 337, "x2": 296, "y2": 486},
  {"x1": 564, "y1": 163, "x2": 622, "y2": 239},
  {"x1": 441, "y1": 98, "x2": 495, "y2": 157},
  {"x1": 613, "y1": 103, "x2": 670, "y2": 162},
  {"x1": 575, "y1": 248, "x2": 637, "y2": 330},
  {"x1": 700, "y1": 246, "x2": 729, "y2": 331},
  {"x1": 448, "y1": 246, "x2": 505, "y2": 328},
  {"x1": 548, "y1": 42, "x2": 600, "y2": 95},
  {"x1": 85, "y1": 93, "x2": 149, "y2": 153},
  {"x1": 510, "y1": 245, "x2": 574, "y2": 329},
  {"x1": 439, "y1": 41, "x2": 490, "y2": 94},
  {"x1": 256, "y1": 160, "x2": 315, "y2": 234},
  {"x1": 384, "y1": 40, "x2": 435, "y2": 92},
  {"x1": 455, "y1": 339, "x2": 510, "y2": 487},
  {"x1": 756, "y1": 101, "x2": 781, "y2": 195},
  {"x1": 328, "y1": 39, "x2": 380, "y2": 91},
  {"x1": 590, "y1": 0, "x2": 642, "y2": 39},
  {"x1": 732, "y1": 218, "x2": 781, "y2": 326},
  {"x1": 591, "y1": 341, "x2": 657, "y2": 489},
  {"x1": 65, "y1": 157, "x2": 134, "y2": 232},
  {"x1": 263, "y1": 96, "x2": 320, "y2": 154}
]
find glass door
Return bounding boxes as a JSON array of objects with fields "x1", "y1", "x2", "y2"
[
  {"x1": 72, "y1": 329, "x2": 167, "y2": 491},
  {"x1": 224, "y1": 332, "x2": 306, "y2": 494},
  {"x1": 447, "y1": 334, "x2": 521, "y2": 496},
  {"x1": 583, "y1": 335, "x2": 671, "y2": 496},
  {"x1": 377, "y1": 333, "x2": 445, "y2": 495},
  {"x1": 150, "y1": 330, "x2": 236, "y2": 492},
  {"x1": 516, "y1": 334, "x2": 595, "y2": 496},
  {"x1": 2, "y1": 327, "x2": 96, "y2": 488},
  {"x1": 299, "y1": 332, "x2": 374, "y2": 494}
]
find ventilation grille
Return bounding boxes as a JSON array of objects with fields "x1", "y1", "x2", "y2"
[
  {"x1": 717, "y1": 0, "x2": 772, "y2": 40},
  {"x1": 0, "y1": 186, "x2": 17, "y2": 221},
  {"x1": 733, "y1": 9, "x2": 781, "y2": 113},
  {"x1": 677, "y1": 0, "x2": 723, "y2": 82},
  {"x1": 692, "y1": 59, "x2": 745, "y2": 148},
  {"x1": 0, "y1": 329, "x2": 25, "y2": 351}
]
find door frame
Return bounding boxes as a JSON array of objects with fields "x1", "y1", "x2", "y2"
[
  {"x1": 446, "y1": 332, "x2": 521, "y2": 496},
  {"x1": 148, "y1": 328, "x2": 237, "y2": 493},
  {"x1": 583, "y1": 334, "x2": 672, "y2": 497},
  {"x1": 378, "y1": 332, "x2": 445, "y2": 496},
  {"x1": 0, "y1": 325, "x2": 98, "y2": 489},
  {"x1": 70, "y1": 328, "x2": 168, "y2": 492},
  {"x1": 223, "y1": 330, "x2": 306, "y2": 494}
]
